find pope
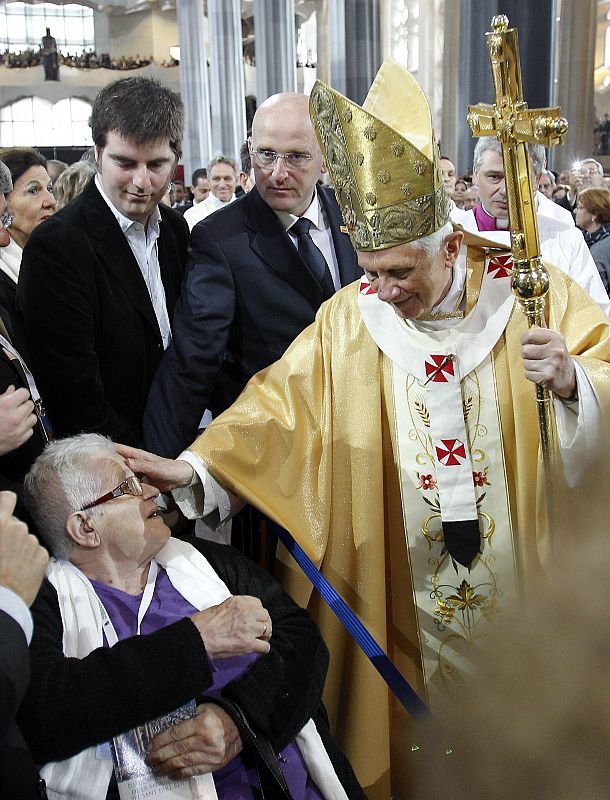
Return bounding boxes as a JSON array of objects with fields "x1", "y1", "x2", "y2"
[{"x1": 120, "y1": 60, "x2": 610, "y2": 799}]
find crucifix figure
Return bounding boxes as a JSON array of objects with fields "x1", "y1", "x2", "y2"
[{"x1": 466, "y1": 14, "x2": 568, "y2": 462}]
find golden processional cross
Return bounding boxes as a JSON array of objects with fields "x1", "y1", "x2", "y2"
[{"x1": 466, "y1": 14, "x2": 568, "y2": 463}]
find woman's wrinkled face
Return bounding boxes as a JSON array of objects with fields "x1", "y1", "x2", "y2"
[{"x1": 7, "y1": 165, "x2": 56, "y2": 248}]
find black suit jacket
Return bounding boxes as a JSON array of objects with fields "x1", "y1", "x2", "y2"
[
  {"x1": 0, "y1": 340, "x2": 47, "y2": 525},
  {"x1": 0, "y1": 610, "x2": 46, "y2": 798},
  {"x1": 15, "y1": 179, "x2": 189, "y2": 445},
  {"x1": 0, "y1": 270, "x2": 17, "y2": 343},
  {"x1": 555, "y1": 193, "x2": 576, "y2": 214},
  {"x1": 143, "y1": 186, "x2": 362, "y2": 457}
]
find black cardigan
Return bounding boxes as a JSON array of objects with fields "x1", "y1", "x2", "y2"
[{"x1": 17, "y1": 538, "x2": 365, "y2": 799}]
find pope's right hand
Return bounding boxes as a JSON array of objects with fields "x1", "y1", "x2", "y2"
[{"x1": 115, "y1": 444, "x2": 194, "y2": 493}]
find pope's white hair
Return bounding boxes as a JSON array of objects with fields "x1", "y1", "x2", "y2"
[{"x1": 410, "y1": 221, "x2": 454, "y2": 257}]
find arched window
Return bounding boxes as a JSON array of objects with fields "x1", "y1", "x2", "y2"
[
  {"x1": 0, "y1": 2, "x2": 94, "y2": 53},
  {"x1": 0, "y1": 96, "x2": 93, "y2": 146}
]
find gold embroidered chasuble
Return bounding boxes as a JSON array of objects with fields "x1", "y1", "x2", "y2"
[{"x1": 188, "y1": 243, "x2": 610, "y2": 800}]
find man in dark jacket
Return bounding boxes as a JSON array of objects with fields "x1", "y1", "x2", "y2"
[
  {"x1": 143, "y1": 92, "x2": 362, "y2": 459},
  {"x1": 15, "y1": 77, "x2": 189, "y2": 446},
  {"x1": 0, "y1": 491, "x2": 48, "y2": 798}
]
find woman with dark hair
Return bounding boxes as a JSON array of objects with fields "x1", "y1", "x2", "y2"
[
  {"x1": 0, "y1": 147, "x2": 56, "y2": 333},
  {"x1": 575, "y1": 186, "x2": 610, "y2": 295},
  {"x1": 452, "y1": 178, "x2": 469, "y2": 209}
]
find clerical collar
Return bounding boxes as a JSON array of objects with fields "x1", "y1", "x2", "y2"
[{"x1": 473, "y1": 202, "x2": 510, "y2": 231}]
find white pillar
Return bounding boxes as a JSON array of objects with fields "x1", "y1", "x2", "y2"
[
  {"x1": 329, "y1": 0, "x2": 381, "y2": 103},
  {"x1": 208, "y1": 0, "x2": 247, "y2": 160},
  {"x1": 254, "y1": 0, "x2": 296, "y2": 103},
  {"x1": 554, "y1": 0, "x2": 596, "y2": 171},
  {"x1": 176, "y1": 0, "x2": 212, "y2": 182}
]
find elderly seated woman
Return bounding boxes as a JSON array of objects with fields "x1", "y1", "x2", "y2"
[{"x1": 18, "y1": 434, "x2": 365, "y2": 800}]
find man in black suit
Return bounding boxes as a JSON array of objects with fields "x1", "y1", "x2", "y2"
[
  {"x1": 143, "y1": 92, "x2": 361, "y2": 458},
  {"x1": 0, "y1": 490, "x2": 48, "y2": 798},
  {"x1": 15, "y1": 78, "x2": 189, "y2": 445}
]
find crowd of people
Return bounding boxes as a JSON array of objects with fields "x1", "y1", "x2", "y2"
[
  {"x1": 0, "y1": 65, "x2": 608, "y2": 800},
  {"x1": 439, "y1": 152, "x2": 610, "y2": 296},
  {"x1": 0, "y1": 47, "x2": 163, "y2": 70}
]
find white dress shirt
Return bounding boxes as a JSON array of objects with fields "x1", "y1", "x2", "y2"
[
  {"x1": 183, "y1": 193, "x2": 236, "y2": 231},
  {"x1": 95, "y1": 175, "x2": 171, "y2": 348}
]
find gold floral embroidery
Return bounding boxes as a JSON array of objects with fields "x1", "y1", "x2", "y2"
[{"x1": 363, "y1": 124, "x2": 377, "y2": 141}]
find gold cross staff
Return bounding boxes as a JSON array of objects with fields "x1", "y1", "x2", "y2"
[{"x1": 466, "y1": 14, "x2": 568, "y2": 464}]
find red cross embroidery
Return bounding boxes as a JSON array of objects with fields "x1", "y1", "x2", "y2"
[
  {"x1": 435, "y1": 439, "x2": 467, "y2": 466},
  {"x1": 424, "y1": 354, "x2": 455, "y2": 383},
  {"x1": 359, "y1": 279, "x2": 377, "y2": 295},
  {"x1": 487, "y1": 254, "x2": 513, "y2": 279}
]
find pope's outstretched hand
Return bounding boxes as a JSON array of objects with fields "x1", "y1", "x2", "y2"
[{"x1": 115, "y1": 444, "x2": 193, "y2": 492}]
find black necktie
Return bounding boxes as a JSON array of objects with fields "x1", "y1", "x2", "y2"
[{"x1": 291, "y1": 217, "x2": 336, "y2": 298}]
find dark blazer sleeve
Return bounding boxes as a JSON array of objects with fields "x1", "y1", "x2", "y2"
[
  {"x1": 143, "y1": 225, "x2": 237, "y2": 457},
  {"x1": 199, "y1": 541, "x2": 366, "y2": 799},
  {"x1": 195, "y1": 540, "x2": 329, "y2": 752},
  {"x1": 15, "y1": 223, "x2": 135, "y2": 443},
  {"x1": 17, "y1": 579, "x2": 214, "y2": 763},
  {"x1": 0, "y1": 609, "x2": 30, "y2": 743}
]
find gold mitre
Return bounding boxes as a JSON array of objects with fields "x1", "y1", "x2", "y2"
[{"x1": 310, "y1": 58, "x2": 450, "y2": 251}]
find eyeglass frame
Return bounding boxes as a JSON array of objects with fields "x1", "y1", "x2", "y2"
[
  {"x1": 81, "y1": 474, "x2": 143, "y2": 511},
  {"x1": 0, "y1": 209, "x2": 14, "y2": 230},
  {"x1": 249, "y1": 148, "x2": 314, "y2": 170}
]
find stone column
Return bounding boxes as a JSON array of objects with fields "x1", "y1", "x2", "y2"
[
  {"x1": 253, "y1": 0, "x2": 296, "y2": 102},
  {"x1": 554, "y1": 0, "x2": 596, "y2": 171},
  {"x1": 93, "y1": 11, "x2": 110, "y2": 55},
  {"x1": 176, "y1": 0, "x2": 212, "y2": 182},
  {"x1": 440, "y1": 0, "x2": 462, "y2": 169},
  {"x1": 208, "y1": 0, "x2": 247, "y2": 160},
  {"x1": 447, "y1": 0, "x2": 554, "y2": 176},
  {"x1": 329, "y1": 0, "x2": 382, "y2": 104}
]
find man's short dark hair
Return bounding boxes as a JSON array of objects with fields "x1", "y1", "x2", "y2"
[
  {"x1": 91, "y1": 77, "x2": 184, "y2": 161},
  {"x1": 191, "y1": 168, "x2": 207, "y2": 186},
  {"x1": 240, "y1": 141, "x2": 251, "y2": 174},
  {"x1": 172, "y1": 179, "x2": 185, "y2": 188},
  {"x1": 0, "y1": 147, "x2": 47, "y2": 185}
]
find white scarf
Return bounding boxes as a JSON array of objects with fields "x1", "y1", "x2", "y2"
[
  {"x1": 43, "y1": 538, "x2": 348, "y2": 800},
  {"x1": 0, "y1": 236, "x2": 22, "y2": 284}
]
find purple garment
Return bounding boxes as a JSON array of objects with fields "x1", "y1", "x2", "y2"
[
  {"x1": 91, "y1": 567, "x2": 324, "y2": 800},
  {"x1": 473, "y1": 202, "x2": 500, "y2": 231}
]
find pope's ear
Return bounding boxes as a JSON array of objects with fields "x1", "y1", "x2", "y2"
[
  {"x1": 65, "y1": 510, "x2": 101, "y2": 549},
  {"x1": 444, "y1": 230, "x2": 464, "y2": 266}
]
